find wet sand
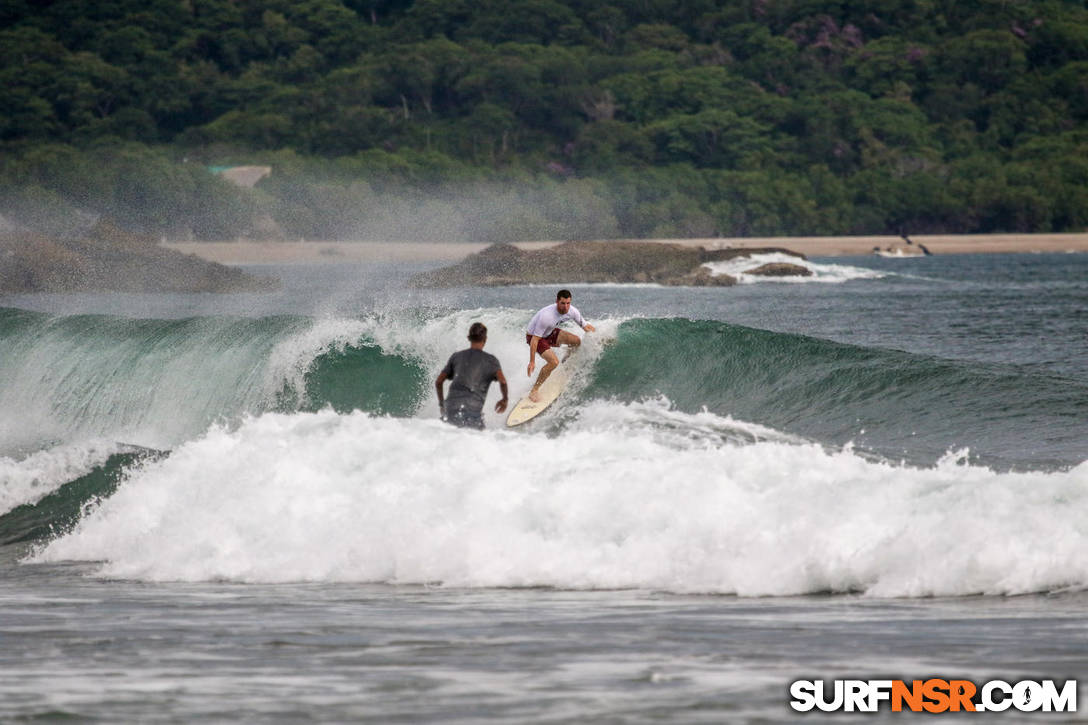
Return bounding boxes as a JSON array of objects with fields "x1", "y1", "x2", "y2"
[{"x1": 164, "y1": 234, "x2": 1088, "y2": 265}]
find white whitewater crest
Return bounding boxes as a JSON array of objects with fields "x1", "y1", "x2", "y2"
[
  {"x1": 702, "y1": 253, "x2": 887, "y2": 284},
  {"x1": 32, "y1": 403, "x2": 1088, "y2": 597}
]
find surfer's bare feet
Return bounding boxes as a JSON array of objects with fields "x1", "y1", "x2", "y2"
[{"x1": 528, "y1": 388, "x2": 541, "y2": 402}]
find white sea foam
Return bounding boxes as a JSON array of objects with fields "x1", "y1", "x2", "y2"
[
  {"x1": 32, "y1": 405, "x2": 1088, "y2": 597},
  {"x1": 0, "y1": 441, "x2": 122, "y2": 515},
  {"x1": 703, "y1": 253, "x2": 886, "y2": 284}
]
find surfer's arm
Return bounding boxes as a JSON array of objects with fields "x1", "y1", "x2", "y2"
[
  {"x1": 528, "y1": 335, "x2": 541, "y2": 376},
  {"x1": 494, "y1": 369, "x2": 509, "y2": 413},
  {"x1": 434, "y1": 371, "x2": 448, "y2": 415},
  {"x1": 572, "y1": 307, "x2": 594, "y2": 333}
]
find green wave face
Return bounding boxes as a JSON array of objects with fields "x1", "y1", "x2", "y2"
[
  {"x1": 586, "y1": 319, "x2": 1088, "y2": 469},
  {"x1": 280, "y1": 343, "x2": 427, "y2": 415}
]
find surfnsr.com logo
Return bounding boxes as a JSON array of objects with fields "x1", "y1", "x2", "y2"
[{"x1": 789, "y1": 679, "x2": 1079, "y2": 713}]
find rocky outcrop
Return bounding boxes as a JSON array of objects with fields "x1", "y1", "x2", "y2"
[
  {"x1": 744, "y1": 262, "x2": 812, "y2": 277},
  {"x1": 409, "y1": 241, "x2": 807, "y2": 287},
  {"x1": 0, "y1": 220, "x2": 278, "y2": 293}
]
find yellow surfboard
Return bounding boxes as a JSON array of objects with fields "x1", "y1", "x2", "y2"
[{"x1": 506, "y1": 354, "x2": 576, "y2": 427}]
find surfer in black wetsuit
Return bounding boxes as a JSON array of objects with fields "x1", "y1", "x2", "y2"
[{"x1": 435, "y1": 322, "x2": 509, "y2": 429}]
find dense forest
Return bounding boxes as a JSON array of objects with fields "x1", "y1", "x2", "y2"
[{"x1": 2, "y1": 0, "x2": 1088, "y2": 241}]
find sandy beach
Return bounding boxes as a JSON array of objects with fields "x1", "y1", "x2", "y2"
[{"x1": 163, "y1": 233, "x2": 1088, "y2": 265}]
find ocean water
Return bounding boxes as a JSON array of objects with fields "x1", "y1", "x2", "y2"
[{"x1": 1, "y1": 251, "x2": 1086, "y2": 721}]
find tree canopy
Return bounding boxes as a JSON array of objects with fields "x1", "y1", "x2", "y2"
[{"x1": 3, "y1": 0, "x2": 1088, "y2": 239}]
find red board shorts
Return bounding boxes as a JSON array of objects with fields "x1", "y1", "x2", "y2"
[{"x1": 526, "y1": 329, "x2": 561, "y2": 354}]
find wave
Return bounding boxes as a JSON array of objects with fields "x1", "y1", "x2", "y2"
[
  {"x1": 702, "y1": 252, "x2": 886, "y2": 284},
  {"x1": 0, "y1": 447, "x2": 161, "y2": 545},
  {"x1": 588, "y1": 319, "x2": 1088, "y2": 470},
  {"x1": 2, "y1": 306, "x2": 1084, "y2": 472},
  {"x1": 28, "y1": 407, "x2": 1088, "y2": 597},
  {"x1": 0, "y1": 440, "x2": 126, "y2": 516},
  {"x1": 0, "y1": 307, "x2": 428, "y2": 454}
]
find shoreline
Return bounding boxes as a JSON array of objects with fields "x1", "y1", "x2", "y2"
[{"x1": 163, "y1": 233, "x2": 1088, "y2": 265}]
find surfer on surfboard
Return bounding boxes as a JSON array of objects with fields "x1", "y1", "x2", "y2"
[{"x1": 525, "y1": 289, "x2": 595, "y2": 402}]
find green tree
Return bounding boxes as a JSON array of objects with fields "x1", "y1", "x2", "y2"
[
  {"x1": 645, "y1": 109, "x2": 774, "y2": 169},
  {"x1": 938, "y1": 29, "x2": 1027, "y2": 94}
]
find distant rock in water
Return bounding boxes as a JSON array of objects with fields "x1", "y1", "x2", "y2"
[
  {"x1": 0, "y1": 220, "x2": 278, "y2": 293},
  {"x1": 409, "y1": 241, "x2": 806, "y2": 287},
  {"x1": 744, "y1": 262, "x2": 812, "y2": 277}
]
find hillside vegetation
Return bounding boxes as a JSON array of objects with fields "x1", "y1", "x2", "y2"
[{"x1": 3, "y1": 0, "x2": 1087, "y2": 240}]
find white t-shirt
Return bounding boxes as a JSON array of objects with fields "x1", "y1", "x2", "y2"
[{"x1": 526, "y1": 303, "x2": 587, "y2": 338}]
